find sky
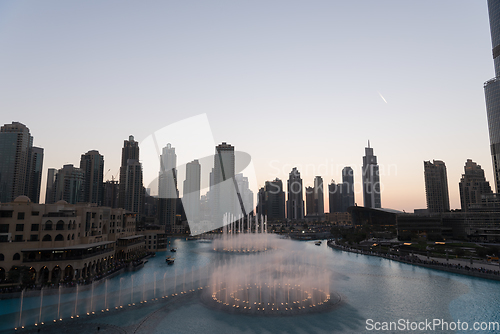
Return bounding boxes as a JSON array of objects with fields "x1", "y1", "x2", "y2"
[{"x1": 0, "y1": 0, "x2": 495, "y2": 212}]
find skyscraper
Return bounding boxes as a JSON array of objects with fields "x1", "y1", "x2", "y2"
[
  {"x1": 258, "y1": 178, "x2": 285, "y2": 221},
  {"x1": 159, "y1": 143, "x2": 177, "y2": 199},
  {"x1": 118, "y1": 135, "x2": 140, "y2": 209},
  {"x1": 305, "y1": 186, "x2": 315, "y2": 216},
  {"x1": 287, "y1": 167, "x2": 304, "y2": 220},
  {"x1": 235, "y1": 173, "x2": 253, "y2": 216},
  {"x1": 80, "y1": 150, "x2": 104, "y2": 205},
  {"x1": 27, "y1": 146, "x2": 44, "y2": 203},
  {"x1": 123, "y1": 159, "x2": 144, "y2": 214},
  {"x1": 53, "y1": 164, "x2": 84, "y2": 204},
  {"x1": 314, "y1": 176, "x2": 325, "y2": 218},
  {"x1": 103, "y1": 180, "x2": 119, "y2": 208},
  {"x1": 424, "y1": 160, "x2": 450, "y2": 213},
  {"x1": 459, "y1": 159, "x2": 492, "y2": 212},
  {"x1": 341, "y1": 167, "x2": 355, "y2": 211},
  {"x1": 0, "y1": 122, "x2": 44, "y2": 203},
  {"x1": 362, "y1": 141, "x2": 381, "y2": 208},
  {"x1": 211, "y1": 142, "x2": 238, "y2": 222},
  {"x1": 45, "y1": 168, "x2": 58, "y2": 204},
  {"x1": 158, "y1": 143, "x2": 178, "y2": 232},
  {"x1": 328, "y1": 180, "x2": 343, "y2": 213},
  {"x1": 118, "y1": 135, "x2": 143, "y2": 214},
  {"x1": 183, "y1": 159, "x2": 201, "y2": 224},
  {"x1": 485, "y1": 0, "x2": 500, "y2": 192}
]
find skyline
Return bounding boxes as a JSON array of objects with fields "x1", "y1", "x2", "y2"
[{"x1": 0, "y1": 1, "x2": 495, "y2": 212}]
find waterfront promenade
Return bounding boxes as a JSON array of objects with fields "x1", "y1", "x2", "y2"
[{"x1": 327, "y1": 240, "x2": 500, "y2": 281}]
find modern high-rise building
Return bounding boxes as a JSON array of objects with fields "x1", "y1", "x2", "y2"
[
  {"x1": 459, "y1": 159, "x2": 492, "y2": 212},
  {"x1": 158, "y1": 143, "x2": 178, "y2": 232},
  {"x1": 103, "y1": 180, "x2": 119, "y2": 208},
  {"x1": 159, "y1": 143, "x2": 178, "y2": 199},
  {"x1": 424, "y1": 160, "x2": 450, "y2": 213},
  {"x1": 485, "y1": 0, "x2": 500, "y2": 192},
  {"x1": 53, "y1": 164, "x2": 85, "y2": 204},
  {"x1": 118, "y1": 135, "x2": 140, "y2": 209},
  {"x1": 118, "y1": 136, "x2": 143, "y2": 215},
  {"x1": 362, "y1": 141, "x2": 381, "y2": 208},
  {"x1": 305, "y1": 186, "x2": 315, "y2": 216},
  {"x1": 27, "y1": 146, "x2": 44, "y2": 203},
  {"x1": 341, "y1": 167, "x2": 355, "y2": 211},
  {"x1": 235, "y1": 173, "x2": 253, "y2": 216},
  {"x1": 211, "y1": 142, "x2": 239, "y2": 223},
  {"x1": 80, "y1": 150, "x2": 104, "y2": 205},
  {"x1": 286, "y1": 167, "x2": 304, "y2": 220},
  {"x1": 0, "y1": 122, "x2": 43, "y2": 203},
  {"x1": 257, "y1": 178, "x2": 285, "y2": 221},
  {"x1": 45, "y1": 168, "x2": 58, "y2": 204},
  {"x1": 328, "y1": 180, "x2": 343, "y2": 213},
  {"x1": 183, "y1": 159, "x2": 201, "y2": 224},
  {"x1": 122, "y1": 159, "x2": 144, "y2": 214},
  {"x1": 314, "y1": 176, "x2": 325, "y2": 218}
]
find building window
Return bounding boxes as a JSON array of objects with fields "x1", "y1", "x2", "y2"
[
  {"x1": 13, "y1": 253, "x2": 20, "y2": 261},
  {"x1": 45, "y1": 221, "x2": 52, "y2": 230},
  {"x1": 0, "y1": 224, "x2": 8, "y2": 233},
  {"x1": 15, "y1": 224, "x2": 24, "y2": 232},
  {"x1": 17, "y1": 212, "x2": 25, "y2": 220},
  {"x1": 0, "y1": 211, "x2": 13, "y2": 218},
  {"x1": 55, "y1": 234, "x2": 64, "y2": 241},
  {"x1": 42, "y1": 234, "x2": 52, "y2": 241},
  {"x1": 56, "y1": 221, "x2": 64, "y2": 230},
  {"x1": 30, "y1": 235, "x2": 39, "y2": 242},
  {"x1": 31, "y1": 211, "x2": 39, "y2": 216},
  {"x1": 0, "y1": 254, "x2": 4, "y2": 261},
  {"x1": 31, "y1": 224, "x2": 39, "y2": 231}
]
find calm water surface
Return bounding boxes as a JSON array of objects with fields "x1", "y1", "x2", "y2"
[{"x1": 0, "y1": 238, "x2": 499, "y2": 333}]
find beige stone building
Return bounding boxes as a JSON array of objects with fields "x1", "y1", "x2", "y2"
[{"x1": 0, "y1": 196, "x2": 146, "y2": 285}]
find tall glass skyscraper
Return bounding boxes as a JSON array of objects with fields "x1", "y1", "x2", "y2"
[
  {"x1": 485, "y1": 0, "x2": 500, "y2": 192},
  {"x1": 362, "y1": 142, "x2": 381, "y2": 208},
  {"x1": 286, "y1": 167, "x2": 304, "y2": 220},
  {"x1": 0, "y1": 122, "x2": 43, "y2": 203}
]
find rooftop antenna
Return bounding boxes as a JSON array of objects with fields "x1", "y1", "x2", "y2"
[{"x1": 368, "y1": 140, "x2": 370, "y2": 148}]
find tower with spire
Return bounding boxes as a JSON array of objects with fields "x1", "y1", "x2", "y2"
[{"x1": 362, "y1": 140, "x2": 381, "y2": 208}]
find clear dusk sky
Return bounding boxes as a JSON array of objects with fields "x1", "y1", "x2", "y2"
[{"x1": 0, "y1": 1, "x2": 495, "y2": 212}]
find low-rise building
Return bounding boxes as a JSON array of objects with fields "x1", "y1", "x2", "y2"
[{"x1": 0, "y1": 196, "x2": 145, "y2": 285}]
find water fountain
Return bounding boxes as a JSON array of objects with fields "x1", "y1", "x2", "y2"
[
  {"x1": 57, "y1": 285, "x2": 62, "y2": 320},
  {"x1": 17, "y1": 289, "x2": 24, "y2": 329},
  {"x1": 203, "y1": 216, "x2": 342, "y2": 316},
  {"x1": 38, "y1": 288, "x2": 43, "y2": 325},
  {"x1": 213, "y1": 214, "x2": 273, "y2": 253},
  {"x1": 74, "y1": 284, "x2": 79, "y2": 316}
]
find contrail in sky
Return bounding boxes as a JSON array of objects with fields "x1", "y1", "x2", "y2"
[{"x1": 378, "y1": 91, "x2": 388, "y2": 104}]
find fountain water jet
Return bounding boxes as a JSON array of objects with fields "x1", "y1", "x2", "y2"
[
  {"x1": 18, "y1": 289, "x2": 23, "y2": 328},
  {"x1": 38, "y1": 288, "x2": 43, "y2": 324},
  {"x1": 203, "y1": 230, "x2": 341, "y2": 316}
]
